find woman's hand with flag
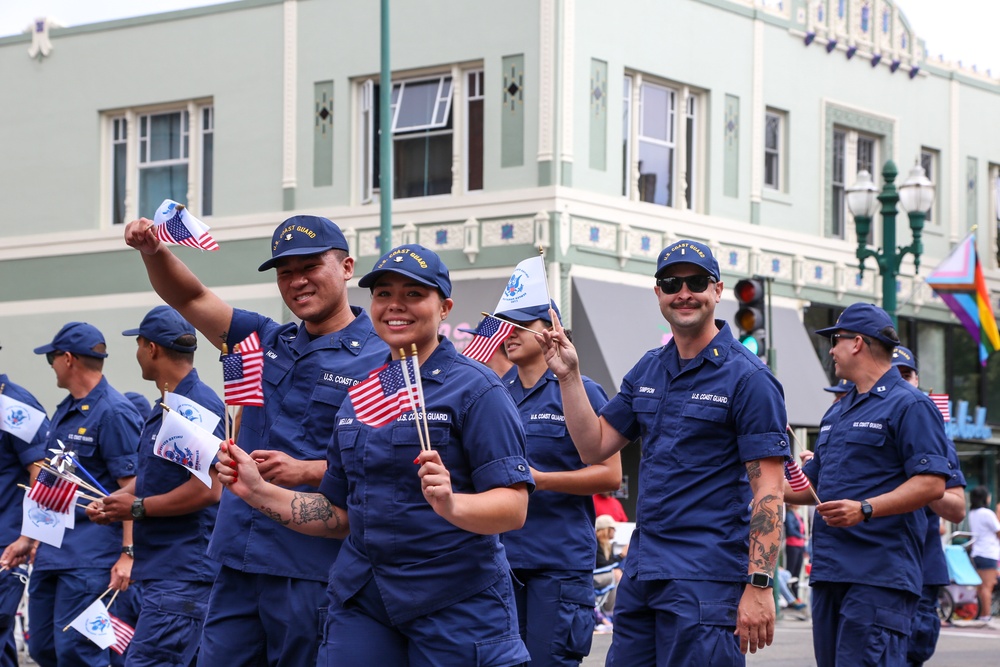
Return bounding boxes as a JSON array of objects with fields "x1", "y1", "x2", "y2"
[
  {"x1": 123, "y1": 218, "x2": 163, "y2": 256},
  {"x1": 216, "y1": 440, "x2": 265, "y2": 502}
]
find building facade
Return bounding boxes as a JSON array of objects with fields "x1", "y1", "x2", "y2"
[{"x1": 2, "y1": 0, "x2": 999, "y2": 509}]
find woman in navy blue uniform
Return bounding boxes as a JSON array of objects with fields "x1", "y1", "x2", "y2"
[
  {"x1": 495, "y1": 301, "x2": 621, "y2": 666},
  {"x1": 217, "y1": 245, "x2": 534, "y2": 667}
]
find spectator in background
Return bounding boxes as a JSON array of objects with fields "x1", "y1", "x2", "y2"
[
  {"x1": 969, "y1": 486, "x2": 1000, "y2": 625},
  {"x1": 594, "y1": 515, "x2": 625, "y2": 619},
  {"x1": 784, "y1": 505, "x2": 806, "y2": 600},
  {"x1": 593, "y1": 491, "x2": 627, "y2": 522}
]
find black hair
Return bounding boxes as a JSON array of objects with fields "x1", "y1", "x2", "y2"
[{"x1": 970, "y1": 485, "x2": 991, "y2": 510}]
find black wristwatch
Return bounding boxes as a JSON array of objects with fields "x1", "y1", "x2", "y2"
[
  {"x1": 746, "y1": 572, "x2": 774, "y2": 589},
  {"x1": 121, "y1": 545, "x2": 135, "y2": 558},
  {"x1": 860, "y1": 500, "x2": 873, "y2": 523},
  {"x1": 130, "y1": 497, "x2": 146, "y2": 521}
]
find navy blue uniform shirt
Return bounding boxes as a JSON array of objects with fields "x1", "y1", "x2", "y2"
[
  {"x1": 803, "y1": 367, "x2": 953, "y2": 595},
  {"x1": 0, "y1": 375, "x2": 51, "y2": 546},
  {"x1": 34, "y1": 377, "x2": 141, "y2": 571},
  {"x1": 133, "y1": 368, "x2": 225, "y2": 583},
  {"x1": 922, "y1": 441, "x2": 965, "y2": 587},
  {"x1": 500, "y1": 367, "x2": 608, "y2": 571},
  {"x1": 320, "y1": 338, "x2": 535, "y2": 625},
  {"x1": 599, "y1": 321, "x2": 789, "y2": 583},
  {"x1": 207, "y1": 307, "x2": 388, "y2": 581}
]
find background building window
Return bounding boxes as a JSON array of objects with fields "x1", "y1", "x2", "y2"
[
  {"x1": 764, "y1": 110, "x2": 784, "y2": 191},
  {"x1": 466, "y1": 70, "x2": 484, "y2": 192},
  {"x1": 831, "y1": 130, "x2": 846, "y2": 238},
  {"x1": 918, "y1": 148, "x2": 938, "y2": 225},
  {"x1": 111, "y1": 117, "x2": 127, "y2": 226},
  {"x1": 638, "y1": 81, "x2": 675, "y2": 206},
  {"x1": 830, "y1": 127, "x2": 880, "y2": 239}
]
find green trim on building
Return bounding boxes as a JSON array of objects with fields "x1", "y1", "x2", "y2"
[
  {"x1": 314, "y1": 81, "x2": 334, "y2": 187},
  {"x1": 589, "y1": 59, "x2": 608, "y2": 171},
  {"x1": 501, "y1": 54, "x2": 525, "y2": 168}
]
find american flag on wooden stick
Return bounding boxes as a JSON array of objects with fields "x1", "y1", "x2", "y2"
[
  {"x1": 461, "y1": 317, "x2": 514, "y2": 363},
  {"x1": 109, "y1": 613, "x2": 135, "y2": 655},
  {"x1": 222, "y1": 332, "x2": 264, "y2": 407},
  {"x1": 27, "y1": 468, "x2": 77, "y2": 514},
  {"x1": 152, "y1": 199, "x2": 219, "y2": 251},
  {"x1": 928, "y1": 394, "x2": 951, "y2": 422},
  {"x1": 348, "y1": 362, "x2": 420, "y2": 428},
  {"x1": 783, "y1": 459, "x2": 812, "y2": 493}
]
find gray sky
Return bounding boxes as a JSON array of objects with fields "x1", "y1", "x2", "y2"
[{"x1": 2, "y1": 0, "x2": 998, "y2": 74}]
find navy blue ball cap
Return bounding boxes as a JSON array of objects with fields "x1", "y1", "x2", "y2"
[
  {"x1": 814, "y1": 303, "x2": 900, "y2": 347},
  {"x1": 258, "y1": 215, "x2": 350, "y2": 272},
  {"x1": 34, "y1": 322, "x2": 109, "y2": 358},
  {"x1": 358, "y1": 244, "x2": 452, "y2": 297},
  {"x1": 891, "y1": 345, "x2": 918, "y2": 372},
  {"x1": 458, "y1": 319, "x2": 487, "y2": 336},
  {"x1": 823, "y1": 379, "x2": 855, "y2": 394},
  {"x1": 122, "y1": 305, "x2": 197, "y2": 353},
  {"x1": 495, "y1": 300, "x2": 561, "y2": 325},
  {"x1": 655, "y1": 240, "x2": 721, "y2": 281}
]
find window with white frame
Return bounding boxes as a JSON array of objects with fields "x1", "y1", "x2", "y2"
[
  {"x1": 623, "y1": 73, "x2": 703, "y2": 210},
  {"x1": 829, "y1": 127, "x2": 880, "y2": 238},
  {"x1": 920, "y1": 148, "x2": 937, "y2": 224},
  {"x1": 107, "y1": 101, "x2": 214, "y2": 225},
  {"x1": 764, "y1": 109, "x2": 785, "y2": 191},
  {"x1": 359, "y1": 68, "x2": 483, "y2": 202}
]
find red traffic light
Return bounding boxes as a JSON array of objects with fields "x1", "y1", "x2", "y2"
[{"x1": 734, "y1": 279, "x2": 765, "y2": 304}]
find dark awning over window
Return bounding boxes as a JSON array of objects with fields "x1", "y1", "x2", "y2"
[{"x1": 572, "y1": 277, "x2": 830, "y2": 428}]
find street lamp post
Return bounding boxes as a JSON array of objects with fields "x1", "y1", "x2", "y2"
[{"x1": 846, "y1": 160, "x2": 934, "y2": 326}]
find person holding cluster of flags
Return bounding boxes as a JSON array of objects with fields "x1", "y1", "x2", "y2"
[
  {"x1": 2, "y1": 323, "x2": 143, "y2": 666},
  {"x1": 494, "y1": 298, "x2": 622, "y2": 666},
  {"x1": 83, "y1": 305, "x2": 226, "y2": 667},
  {"x1": 124, "y1": 213, "x2": 387, "y2": 666},
  {"x1": 0, "y1": 362, "x2": 50, "y2": 667},
  {"x1": 216, "y1": 244, "x2": 536, "y2": 666}
]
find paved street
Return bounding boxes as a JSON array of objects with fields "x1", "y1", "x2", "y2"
[{"x1": 583, "y1": 616, "x2": 1000, "y2": 666}]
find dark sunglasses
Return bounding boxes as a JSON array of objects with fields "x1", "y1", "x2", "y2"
[
  {"x1": 830, "y1": 333, "x2": 871, "y2": 347},
  {"x1": 45, "y1": 350, "x2": 67, "y2": 366},
  {"x1": 656, "y1": 275, "x2": 716, "y2": 295}
]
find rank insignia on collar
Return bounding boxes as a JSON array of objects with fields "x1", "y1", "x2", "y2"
[
  {"x1": 350, "y1": 341, "x2": 360, "y2": 347},
  {"x1": 431, "y1": 369, "x2": 441, "y2": 375},
  {"x1": 80, "y1": 405, "x2": 89, "y2": 411},
  {"x1": 876, "y1": 385, "x2": 886, "y2": 392}
]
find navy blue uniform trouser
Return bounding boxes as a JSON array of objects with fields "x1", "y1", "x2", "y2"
[
  {"x1": 28, "y1": 567, "x2": 112, "y2": 667},
  {"x1": 512, "y1": 568, "x2": 594, "y2": 667},
  {"x1": 811, "y1": 581, "x2": 917, "y2": 667},
  {"x1": 0, "y1": 569, "x2": 24, "y2": 667},
  {"x1": 196, "y1": 566, "x2": 327, "y2": 667},
  {"x1": 906, "y1": 584, "x2": 941, "y2": 667},
  {"x1": 127, "y1": 580, "x2": 209, "y2": 667}
]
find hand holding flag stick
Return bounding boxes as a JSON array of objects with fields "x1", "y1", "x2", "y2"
[
  {"x1": 410, "y1": 344, "x2": 432, "y2": 451},
  {"x1": 399, "y1": 349, "x2": 427, "y2": 451},
  {"x1": 784, "y1": 426, "x2": 820, "y2": 504}
]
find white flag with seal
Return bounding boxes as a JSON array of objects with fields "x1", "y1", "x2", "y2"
[
  {"x1": 68, "y1": 599, "x2": 117, "y2": 650},
  {"x1": 153, "y1": 409, "x2": 221, "y2": 488},
  {"x1": 164, "y1": 391, "x2": 221, "y2": 435},
  {"x1": 20, "y1": 497, "x2": 67, "y2": 548},
  {"x1": 0, "y1": 394, "x2": 46, "y2": 444},
  {"x1": 494, "y1": 256, "x2": 549, "y2": 313}
]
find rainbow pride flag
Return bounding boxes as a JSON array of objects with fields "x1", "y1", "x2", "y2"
[{"x1": 925, "y1": 234, "x2": 1000, "y2": 366}]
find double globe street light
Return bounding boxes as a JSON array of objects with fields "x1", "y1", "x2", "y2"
[{"x1": 846, "y1": 159, "x2": 935, "y2": 326}]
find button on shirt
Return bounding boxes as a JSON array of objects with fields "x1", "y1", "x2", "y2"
[
  {"x1": 598, "y1": 321, "x2": 789, "y2": 583},
  {"x1": 500, "y1": 368, "x2": 608, "y2": 571},
  {"x1": 0, "y1": 375, "x2": 50, "y2": 547},
  {"x1": 34, "y1": 377, "x2": 141, "y2": 571},
  {"x1": 803, "y1": 368, "x2": 953, "y2": 595},
  {"x1": 208, "y1": 307, "x2": 388, "y2": 582},
  {"x1": 133, "y1": 369, "x2": 225, "y2": 583},
  {"x1": 319, "y1": 338, "x2": 534, "y2": 626}
]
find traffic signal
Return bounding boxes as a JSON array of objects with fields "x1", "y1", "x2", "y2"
[{"x1": 734, "y1": 278, "x2": 767, "y2": 358}]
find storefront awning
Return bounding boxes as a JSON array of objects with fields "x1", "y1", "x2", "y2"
[{"x1": 571, "y1": 277, "x2": 831, "y2": 427}]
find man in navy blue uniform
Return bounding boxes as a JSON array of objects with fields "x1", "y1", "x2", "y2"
[
  {"x1": 889, "y1": 346, "x2": 966, "y2": 667},
  {"x1": 0, "y1": 357, "x2": 50, "y2": 667},
  {"x1": 789, "y1": 304, "x2": 952, "y2": 666},
  {"x1": 10, "y1": 323, "x2": 141, "y2": 666},
  {"x1": 541, "y1": 240, "x2": 789, "y2": 665},
  {"x1": 124, "y1": 215, "x2": 387, "y2": 666},
  {"x1": 87, "y1": 306, "x2": 226, "y2": 667}
]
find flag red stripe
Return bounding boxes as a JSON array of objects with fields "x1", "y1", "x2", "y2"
[
  {"x1": 109, "y1": 614, "x2": 134, "y2": 655},
  {"x1": 462, "y1": 322, "x2": 514, "y2": 363},
  {"x1": 27, "y1": 475, "x2": 77, "y2": 514}
]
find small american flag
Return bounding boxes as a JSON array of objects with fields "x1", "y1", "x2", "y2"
[
  {"x1": 783, "y1": 459, "x2": 812, "y2": 493},
  {"x1": 153, "y1": 199, "x2": 219, "y2": 251},
  {"x1": 462, "y1": 318, "x2": 515, "y2": 364},
  {"x1": 928, "y1": 394, "x2": 950, "y2": 422},
  {"x1": 348, "y1": 362, "x2": 419, "y2": 428},
  {"x1": 109, "y1": 613, "x2": 135, "y2": 655},
  {"x1": 28, "y1": 469, "x2": 78, "y2": 514},
  {"x1": 222, "y1": 332, "x2": 264, "y2": 407}
]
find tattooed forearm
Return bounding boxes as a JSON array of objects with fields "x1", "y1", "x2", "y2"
[
  {"x1": 291, "y1": 492, "x2": 342, "y2": 533},
  {"x1": 220, "y1": 330, "x2": 228, "y2": 343},
  {"x1": 259, "y1": 506, "x2": 290, "y2": 525},
  {"x1": 746, "y1": 460, "x2": 761, "y2": 481},
  {"x1": 748, "y1": 493, "x2": 782, "y2": 572}
]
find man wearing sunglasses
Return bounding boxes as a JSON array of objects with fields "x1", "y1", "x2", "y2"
[
  {"x1": 540, "y1": 239, "x2": 789, "y2": 665},
  {"x1": 7, "y1": 323, "x2": 142, "y2": 666},
  {"x1": 788, "y1": 303, "x2": 953, "y2": 666}
]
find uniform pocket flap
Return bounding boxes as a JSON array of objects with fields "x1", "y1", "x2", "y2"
[
  {"x1": 698, "y1": 600, "x2": 738, "y2": 627},
  {"x1": 558, "y1": 582, "x2": 596, "y2": 607},
  {"x1": 475, "y1": 634, "x2": 531, "y2": 667},
  {"x1": 873, "y1": 606, "x2": 911, "y2": 634}
]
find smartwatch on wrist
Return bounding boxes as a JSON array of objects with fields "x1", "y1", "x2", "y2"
[
  {"x1": 121, "y1": 545, "x2": 135, "y2": 558},
  {"x1": 746, "y1": 572, "x2": 773, "y2": 589},
  {"x1": 130, "y1": 497, "x2": 146, "y2": 521},
  {"x1": 860, "y1": 500, "x2": 873, "y2": 523}
]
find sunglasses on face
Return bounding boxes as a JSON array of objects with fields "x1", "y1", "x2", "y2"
[
  {"x1": 45, "y1": 351, "x2": 67, "y2": 366},
  {"x1": 656, "y1": 275, "x2": 716, "y2": 295},
  {"x1": 830, "y1": 333, "x2": 871, "y2": 347}
]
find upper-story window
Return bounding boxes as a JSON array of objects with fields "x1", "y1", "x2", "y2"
[
  {"x1": 358, "y1": 68, "x2": 483, "y2": 203},
  {"x1": 106, "y1": 101, "x2": 214, "y2": 225},
  {"x1": 622, "y1": 73, "x2": 704, "y2": 211},
  {"x1": 764, "y1": 109, "x2": 786, "y2": 191},
  {"x1": 830, "y1": 127, "x2": 880, "y2": 238},
  {"x1": 920, "y1": 148, "x2": 938, "y2": 225}
]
